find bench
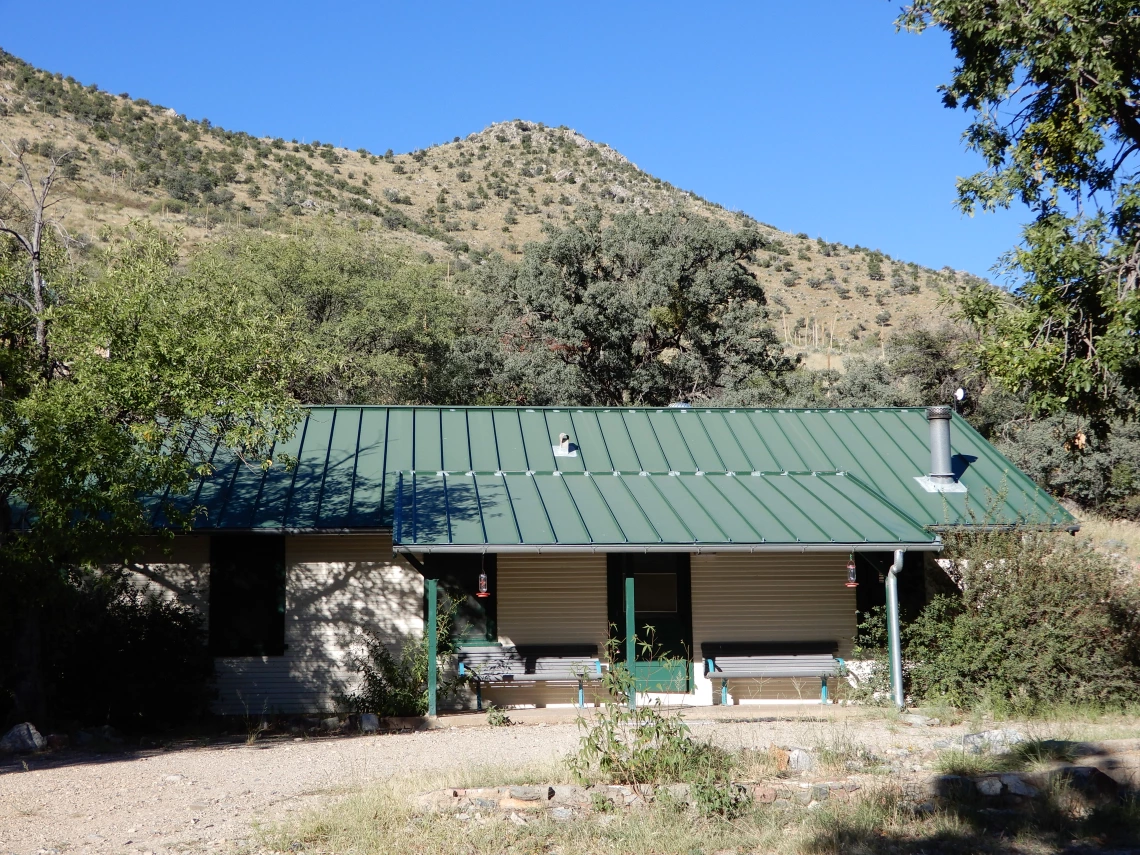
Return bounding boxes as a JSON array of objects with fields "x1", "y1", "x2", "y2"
[
  {"x1": 702, "y1": 642, "x2": 844, "y2": 705},
  {"x1": 457, "y1": 644, "x2": 603, "y2": 710}
]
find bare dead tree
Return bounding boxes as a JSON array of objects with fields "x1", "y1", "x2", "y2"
[{"x1": 0, "y1": 139, "x2": 76, "y2": 372}]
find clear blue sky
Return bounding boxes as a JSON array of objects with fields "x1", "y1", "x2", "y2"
[{"x1": 0, "y1": 1, "x2": 1027, "y2": 279}]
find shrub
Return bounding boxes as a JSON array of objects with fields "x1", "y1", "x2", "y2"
[
  {"x1": 567, "y1": 637, "x2": 745, "y2": 818},
  {"x1": 906, "y1": 531, "x2": 1140, "y2": 713},
  {"x1": 343, "y1": 604, "x2": 460, "y2": 717},
  {"x1": 6, "y1": 569, "x2": 215, "y2": 731}
]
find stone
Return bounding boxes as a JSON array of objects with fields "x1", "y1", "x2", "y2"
[
  {"x1": 788, "y1": 748, "x2": 814, "y2": 772},
  {"x1": 753, "y1": 785, "x2": 777, "y2": 804},
  {"x1": 550, "y1": 807, "x2": 574, "y2": 822},
  {"x1": 768, "y1": 744, "x2": 791, "y2": 772},
  {"x1": 663, "y1": 783, "x2": 691, "y2": 804},
  {"x1": 900, "y1": 713, "x2": 934, "y2": 727},
  {"x1": 0, "y1": 723, "x2": 46, "y2": 754},
  {"x1": 96, "y1": 725, "x2": 123, "y2": 743},
  {"x1": 793, "y1": 788, "x2": 813, "y2": 806},
  {"x1": 1000, "y1": 774, "x2": 1039, "y2": 798},
  {"x1": 499, "y1": 797, "x2": 544, "y2": 811},
  {"x1": 508, "y1": 785, "x2": 552, "y2": 801},
  {"x1": 975, "y1": 777, "x2": 1003, "y2": 796},
  {"x1": 508, "y1": 812, "x2": 527, "y2": 826},
  {"x1": 550, "y1": 785, "x2": 588, "y2": 806},
  {"x1": 961, "y1": 729, "x2": 1026, "y2": 755},
  {"x1": 810, "y1": 785, "x2": 830, "y2": 802},
  {"x1": 320, "y1": 717, "x2": 341, "y2": 732},
  {"x1": 359, "y1": 714, "x2": 379, "y2": 733}
]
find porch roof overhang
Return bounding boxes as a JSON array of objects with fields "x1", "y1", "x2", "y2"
[{"x1": 391, "y1": 469, "x2": 942, "y2": 553}]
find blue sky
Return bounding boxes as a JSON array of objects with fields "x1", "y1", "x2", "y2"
[{"x1": 0, "y1": 1, "x2": 1027, "y2": 279}]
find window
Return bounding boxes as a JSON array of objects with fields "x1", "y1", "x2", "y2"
[{"x1": 209, "y1": 535, "x2": 286, "y2": 656}]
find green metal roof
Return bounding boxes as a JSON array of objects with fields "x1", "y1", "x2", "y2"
[
  {"x1": 393, "y1": 470, "x2": 940, "y2": 552},
  {"x1": 156, "y1": 406, "x2": 1074, "y2": 545}
]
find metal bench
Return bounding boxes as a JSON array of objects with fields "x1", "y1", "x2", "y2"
[
  {"x1": 702, "y1": 641, "x2": 844, "y2": 705},
  {"x1": 457, "y1": 644, "x2": 603, "y2": 710}
]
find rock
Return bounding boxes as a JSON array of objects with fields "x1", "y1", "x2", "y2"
[
  {"x1": 551, "y1": 807, "x2": 574, "y2": 821},
  {"x1": 0, "y1": 723, "x2": 46, "y2": 754},
  {"x1": 164, "y1": 774, "x2": 184, "y2": 783},
  {"x1": 320, "y1": 717, "x2": 341, "y2": 732},
  {"x1": 663, "y1": 783, "x2": 691, "y2": 804},
  {"x1": 508, "y1": 785, "x2": 552, "y2": 801},
  {"x1": 961, "y1": 729, "x2": 1026, "y2": 755},
  {"x1": 768, "y1": 744, "x2": 791, "y2": 772},
  {"x1": 975, "y1": 777, "x2": 1003, "y2": 796},
  {"x1": 788, "y1": 748, "x2": 814, "y2": 772},
  {"x1": 811, "y1": 784, "x2": 830, "y2": 802},
  {"x1": 550, "y1": 785, "x2": 588, "y2": 806},
  {"x1": 1050, "y1": 766, "x2": 1120, "y2": 810},
  {"x1": 359, "y1": 714, "x2": 379, "y2": 733},
  {"x1": 793, "y1": 788, "x2": 813, "y2": 806},
  {"x1": 753, "y1": 785, "x2": 777, "y2": 804},
  {"x1": 499, "y1": 797, "x2": 544, "y2": 811},
  {"x1": 96, "y1": 725, "x2": 123, "y2": 743},
  {"x1": 1000, "y1": 774, "x2": 1039, "y2": 797},
  {"x1": 415, "y1": 789, "x2": 460, "y2": 812},
  {"x1": 900, "y1": 713, "x2": 934, "y2": 727},
  {"x1": 508, "y1": 812, "x2": 527, "y2": 826}
]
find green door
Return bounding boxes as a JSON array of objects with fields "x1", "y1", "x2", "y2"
[{"x1": 608, "y1": 554, "x2": 693, "y2": 692}]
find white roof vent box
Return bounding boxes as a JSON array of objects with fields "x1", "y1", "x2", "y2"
[{"x1": 553, "y1": 432, "x2": 578, "y2": 457}]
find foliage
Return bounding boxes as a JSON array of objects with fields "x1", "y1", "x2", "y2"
[
  {"x1": 343, "y1": 602, "x2": 461, "y2": 718},
  {"x1": 568, "y1": 637, "x2": 745, "y2": 819},
  {"x1": 905, "y1": 531, "x2": 1140, "y2": 713},
  {"x1": 188, "y1": 224, "x2": 466, "y2": 405},
  {"x1": 901, "y1": 2, "x2": 1140, "y2": 419},
  {"x1": 461, "y1": 210, "x2": 794, "y2": 406},
  {"x1": 31, "y1": 569, "x2": 213, "y2": 730},
  {"x1": 0, "y1": 221, "x2": 302, "y2": 722},
  {"x1": 485, "y1": 703, "x2": 512, "y2": 727}
]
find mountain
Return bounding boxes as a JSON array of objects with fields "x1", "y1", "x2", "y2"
[{"x1": 0, "y1": 49, "x2": 973, "y2": 357}]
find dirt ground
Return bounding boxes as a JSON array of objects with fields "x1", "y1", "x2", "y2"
[{"x1": 0, "y1": 706, "x2": 1119, "y2": 855}]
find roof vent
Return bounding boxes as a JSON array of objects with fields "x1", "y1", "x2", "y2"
[
  {"x1": 915, "y1": 405, "x2": 966, "y2": 493},
  {"x1": 668, "y1": 401, "x2": 691, "y2": 409},
  {"x1": 553, "y1": 432, "x2": 578, "y2": 457}
]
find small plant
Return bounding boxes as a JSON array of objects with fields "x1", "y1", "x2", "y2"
[
  {"x1": 568, "y1": 634, "x2": 743, "y2": 818},
  {"x1": 486, "y1": 703, "x2": 512, "y2": 727}
]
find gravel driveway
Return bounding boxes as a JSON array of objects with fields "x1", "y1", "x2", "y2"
[{"x1": 0, "y1": 711, "x2": 967, "y2": 855}]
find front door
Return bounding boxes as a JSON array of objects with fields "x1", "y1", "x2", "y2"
[{"x1": 607, "y1": 554, "x2": 693, "y2": 692}]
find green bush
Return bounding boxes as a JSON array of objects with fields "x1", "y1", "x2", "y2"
[
  {"x1": 906, "y1": 531, "x2": 1140, "y2": 713},
  {"x1": 567, "y1": 637, "x2": 744, "y2": 818},
  {"x1": 343, "y1": 604, "x2": 461, "y2": 717},
  {"x1": 1, "y1": 569, "x2": 214, "y2": 731}
]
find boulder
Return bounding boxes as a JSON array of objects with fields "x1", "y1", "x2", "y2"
[
  {"x1": 0, "y1": 722, "x2": 45, "y2": 754},
  {"x1": 975, "y1": 777, "x2": 1003, "y2": 796},
  {"x1": 359, "y1": 714, "x2": 379, "y2": 733},
  {"x1": 961, "y1": 729, "x2": 1026, "y2": 755},
  {"x1": 788, "y1": 748, "x2": 814, "y2": 772}
]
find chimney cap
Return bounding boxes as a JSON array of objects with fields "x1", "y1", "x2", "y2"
[{"x1": 926, "y1": 405, "x2": 952, "y2": 421}]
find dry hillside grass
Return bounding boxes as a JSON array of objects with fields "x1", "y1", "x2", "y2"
[{"x1": 0, "y1": 50, "x2": 972, "y2": 355}]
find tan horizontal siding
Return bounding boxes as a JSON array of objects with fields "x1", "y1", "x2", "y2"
[
  {"x1": 128, "y1": 535, "x2": 212, "y2": 616},
  {"x1": 485, "y1": 554, "x2": 608, "y2": 708},
  {"x1": 692, "y1": 553, "x2": 856, "y2": 703},
  {"x1": 496, "y1": 554, "x2": 608, "y2": 648},
  {"x1": 130, "y1": 533, "x2": 423, "y2": 715}
]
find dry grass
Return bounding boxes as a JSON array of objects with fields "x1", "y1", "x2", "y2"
[{"x1": 260, "y1": 766, "x2": 1140, "y2": 855}]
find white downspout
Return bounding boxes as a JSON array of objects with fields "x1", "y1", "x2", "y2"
[{"x1": 886, "y1": 549, "x2": 905, "y2": 710}]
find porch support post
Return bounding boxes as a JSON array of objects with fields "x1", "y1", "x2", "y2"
[
  {"x1": 625, "y1": 574, "x2": 636, "y2": 710},
  {"x1": 425, "y1": 576, "x2": 438, "y2": 717},
  {"x1": 886, "y1": 549, "x2": 905, "y2": 711}
]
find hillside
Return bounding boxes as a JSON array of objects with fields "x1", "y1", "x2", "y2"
[{"x1": 0, "y1": 49, "x2": 975, "y2": 356}]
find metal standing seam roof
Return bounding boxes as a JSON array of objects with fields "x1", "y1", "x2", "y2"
[{"x1": 152, "y1": 406, "x2": 1074, "y2": 546}]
